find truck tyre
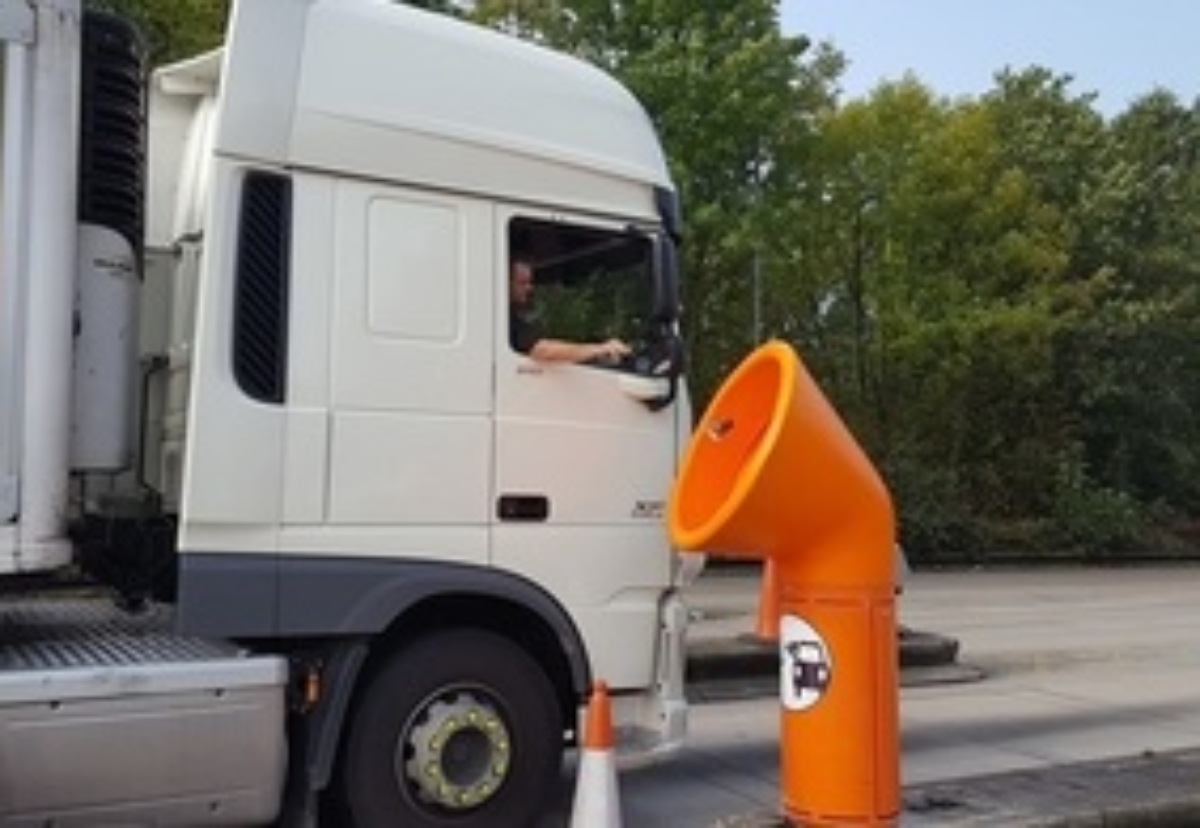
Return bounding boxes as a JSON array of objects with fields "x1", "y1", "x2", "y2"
[{"x1": 338, "y1": 628, "x2": 563, "y2": 827}]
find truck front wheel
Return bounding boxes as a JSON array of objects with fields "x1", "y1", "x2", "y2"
[{"x1": 338, "y1": 628, "x2": 563, "y2": 827}]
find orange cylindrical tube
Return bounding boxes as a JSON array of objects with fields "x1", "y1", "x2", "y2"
[
  {"x1": 668, "y1": 340, "x2": 900, "y2": 826},
  {"x1": 778, "y1": 582, "x2": 899, "y2": 824}
]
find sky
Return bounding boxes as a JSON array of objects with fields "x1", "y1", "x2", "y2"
[{"x1": 779, "y1": 1, "x2": 1200, "y2": 116}]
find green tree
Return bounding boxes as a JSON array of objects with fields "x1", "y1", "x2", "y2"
[
  {"x1": 1060, "y1": 92, "x2": 1200, "y2": 523},
  {"x1": 801, "y1": 79, "x2": 1082, "y2": 556},
  {"x1": 87, "y1": 0, "x2": 228, "y2": 65}
]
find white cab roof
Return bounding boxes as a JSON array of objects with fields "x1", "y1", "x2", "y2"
[{"x1": 172, "y1": 0, "x2": 672, "y2": 215}]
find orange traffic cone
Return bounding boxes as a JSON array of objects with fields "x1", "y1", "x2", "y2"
[
  {"x1": 754, "y1": 558, "x2": 781, "y2": 641},
  {"x1": 569, "y1": 681, "x2": 622, "y2": 828}
]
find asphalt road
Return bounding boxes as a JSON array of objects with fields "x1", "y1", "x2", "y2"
[{"x1": 552, "y1": 563, "x2": 1200, "y2": 826}]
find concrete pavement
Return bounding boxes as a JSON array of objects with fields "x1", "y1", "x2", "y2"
[{"x1": 675, "y1": 563, "x2": 1200, "y2": 826}]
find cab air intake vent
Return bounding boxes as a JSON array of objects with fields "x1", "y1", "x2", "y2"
[{"x1": 233, "y1": 172, "x2": 292, "y2": 404}]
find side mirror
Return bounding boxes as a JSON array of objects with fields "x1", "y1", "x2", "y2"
[
  {"x1": 651, "y1": 235, "x2": 680, "y2": 324},
  {"x1": 640, "y1": 326, "x2": 686, "y2": 411}
]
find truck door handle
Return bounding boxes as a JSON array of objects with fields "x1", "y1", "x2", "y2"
[{"x1": 497, "y1": 494, "x2": 550, "y2": 522}]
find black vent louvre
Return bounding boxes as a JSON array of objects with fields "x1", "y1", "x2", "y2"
[
  {"x1": 233, "y1": 173, "x2": 292, "y2": 404},
  {"x1": 79, "y1": 12, "x2": 147, "y2": 252}
]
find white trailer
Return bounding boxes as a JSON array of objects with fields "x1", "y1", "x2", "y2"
[{"x1": 0, "y1": 1, "x2": 695, "y2": 824}]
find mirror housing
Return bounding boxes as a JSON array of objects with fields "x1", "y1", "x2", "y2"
[{"x1": 651, "y1": 234, "x2": 680, "y2": 324}]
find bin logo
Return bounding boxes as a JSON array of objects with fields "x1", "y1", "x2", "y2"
[{"x1": 781, "y1": 614, "x2": 832, "y2": 711}]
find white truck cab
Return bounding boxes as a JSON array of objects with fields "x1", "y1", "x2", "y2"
[{"x1": 0, "y1": 1, "x2": 695, "y2": 824}]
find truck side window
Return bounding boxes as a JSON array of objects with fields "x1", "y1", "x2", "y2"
[
  {"x1": 508, "y1": 218, "x2": 654, "y2": 370},
  {"x1": 232, "y1": 171, "x2": 292, "y2": 404}
]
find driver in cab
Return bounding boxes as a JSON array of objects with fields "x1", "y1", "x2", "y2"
[{"x1": 509, "y1": 258, "x2": 631, "y2": 364}]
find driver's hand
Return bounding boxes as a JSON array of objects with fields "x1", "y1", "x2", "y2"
[{"x1": 592, "y1": 338, "x2": 632, "y2": 363}]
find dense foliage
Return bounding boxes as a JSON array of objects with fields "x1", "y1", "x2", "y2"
[
  {"x1": 120, "y1": 0, "x2": 1200, "y2": 562},
  {"x1": 85, "y1": 0, "x2": 228, "y2": 63}
]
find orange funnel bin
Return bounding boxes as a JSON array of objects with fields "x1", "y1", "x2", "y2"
[{"x1": 669, "y1": 340, "x2": 899, "y2": 826}]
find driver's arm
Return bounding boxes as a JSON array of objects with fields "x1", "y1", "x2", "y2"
[{"x1": 529, "y1": 336, "x2": 630, "y2": 364}]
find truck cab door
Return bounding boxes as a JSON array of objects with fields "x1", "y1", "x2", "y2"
[{"x1": 492, "y1": 210, "x2": 684, "y2": 687}]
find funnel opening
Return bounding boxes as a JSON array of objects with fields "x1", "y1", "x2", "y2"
[{"x1": 669, "y1": 341, "x2": 797, "y2": 551}]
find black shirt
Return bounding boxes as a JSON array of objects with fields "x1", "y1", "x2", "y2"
[{"x1": 510, "y1": 305, "x2": 540, "y2": 355}]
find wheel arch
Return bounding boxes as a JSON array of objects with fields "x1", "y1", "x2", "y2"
[
  {"x1": 293, "y1": 558, "x2": 591, "y2": 794},
  {"x1": 369, "y1": 591, "x2": 586, "y2": 733}
]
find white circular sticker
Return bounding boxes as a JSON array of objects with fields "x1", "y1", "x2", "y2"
[{"x1": 780, "y1": 614, "x2": 833, "y2": 712}]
